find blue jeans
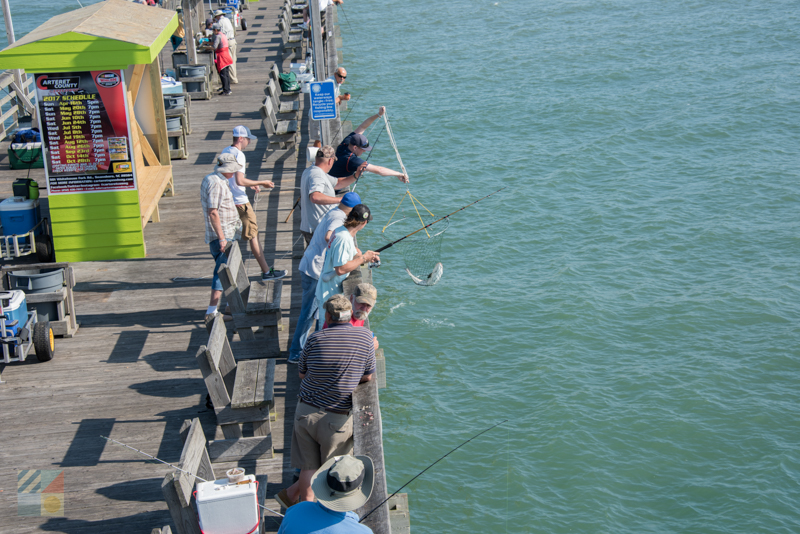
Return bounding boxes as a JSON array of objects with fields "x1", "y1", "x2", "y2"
[
  {"x1": 289, "y1": 272, "x2": 319, "y2": 360},
  {"x1": 209, "y1": 240, "x2": 228, "y2": 292}
]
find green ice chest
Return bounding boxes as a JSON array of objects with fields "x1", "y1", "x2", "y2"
[{"x1": 8, "y1": 143, "x2": 44, "y2": 169}]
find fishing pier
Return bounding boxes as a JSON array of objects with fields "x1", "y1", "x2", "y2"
[{"x1": 0, "y1": 0, "x2": 409, "y2": 532}]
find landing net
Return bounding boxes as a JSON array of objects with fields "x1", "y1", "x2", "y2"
[{"x1": 382, "y1": 215, "x2": 448, "y2": 287}]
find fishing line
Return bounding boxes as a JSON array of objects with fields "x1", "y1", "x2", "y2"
[
  {"x1": 100, "y1": 436, "x2": 285, "y2": 518},
  {"x1": 359, "y1": 419, "x2": 509, "y2": 524},
  {"x1": 337, "y1": 4, "x2": 359, "y2": 48},
  {"x1": 332, "y1": 88, "x2": 368, "y2": 142}
]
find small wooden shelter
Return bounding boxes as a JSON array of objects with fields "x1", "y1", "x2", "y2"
[{"x1": 0, "y1": 0, "x2": 179, "y2": 262}]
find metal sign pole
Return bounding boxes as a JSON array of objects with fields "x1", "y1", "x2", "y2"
[{"x1": 310, "y1": 0, "x2": 330, "y2": 146}]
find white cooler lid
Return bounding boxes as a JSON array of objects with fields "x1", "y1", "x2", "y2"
[
  {"x1": 0, "y1": 197, "x2": 39, "y2": 212},
  {"x1": 195, "y1": 476, "x2": 257, "y2": 503},
  {"x1": 0, "y1": 290, "x2": 26, "y2": 311}
]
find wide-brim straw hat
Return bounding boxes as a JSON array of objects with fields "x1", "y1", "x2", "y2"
[{"x1": 310, "y1": 455, "x2": 374, "y2": 512}]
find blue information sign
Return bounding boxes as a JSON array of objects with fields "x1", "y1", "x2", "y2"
[
  {"x1": 226, "y1": 0, "x2": 238, "y2": 7},
  {"x1": 309, "y1": 80, "x2": 338, "y2": 121}
]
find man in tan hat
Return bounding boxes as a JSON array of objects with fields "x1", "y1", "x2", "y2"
[
  {"x1": 276, "y1": 294, "x2": 375, "y2": 508},
  {"x1": 321, "y1": 282, "x2": 379, "y2": 350},
  {"x1": 276, "y1": 454, "x2": 374, "y2": 533},
  {"x1": 201, "y1": 153, "x2": 242, "y2": 325}
]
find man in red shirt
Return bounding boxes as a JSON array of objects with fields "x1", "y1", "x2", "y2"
[{"x1": 323, "y1": 283, "x2": 379, "y2": 350}]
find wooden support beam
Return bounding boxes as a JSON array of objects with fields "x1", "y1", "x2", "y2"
[{"x1": 129, "y1": 64, "x2": 147, "y2": 104}]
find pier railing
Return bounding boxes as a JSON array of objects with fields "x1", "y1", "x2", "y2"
[{"x1": 0, "y1": 70, "x2": 33, "y2": 141}]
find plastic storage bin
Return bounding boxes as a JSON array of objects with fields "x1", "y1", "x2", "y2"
[
  {"x1": 0, "y1": 197, "x2": 41, "y2": 240},
  {"x1": 195, "y1": 476, "x2": 259, "y2": 534},
  {"x1": 0, "y1": 290, "x2": 28, "y2": 337}
]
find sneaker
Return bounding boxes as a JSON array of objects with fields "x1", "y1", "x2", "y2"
[
  {"x1": 275, "y1": 488, "x2": 298, "y2": 509},
  {"x1": 262, "y1": 268, "x2": 287, "y2": 281},
  {"x1": 222, "y1": 91, "x2": 232, "y2": 96}
]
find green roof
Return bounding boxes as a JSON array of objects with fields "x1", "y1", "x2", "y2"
[{"x1": 0, "y1": 0, "x2": 178, "y2": 72}]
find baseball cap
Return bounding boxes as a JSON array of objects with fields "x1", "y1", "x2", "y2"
[
  {"x1": 348, "y1": 133, "x2": 371, "y2": 151},
  {"x1": 214, "y1": 153, "x2": 243, "y2": 173},
  {"x1": 323, "y1": 294, "x2": 352, "y2": 322},
  {"x1": 211, "y1": 22, "x2": 221, "y2": 30},
  {"x1": 353, "y1": 283, "x2": 377, "y2": 307},
  {"x1": 348, "y1": 204, "x2": 373, "y2": 223},
  {"x1": 340, "y1": 192, "x2": 361, "y2": 208},
  {"x1": 232, "y1": 125, "x2": 257, "y2": 140}
]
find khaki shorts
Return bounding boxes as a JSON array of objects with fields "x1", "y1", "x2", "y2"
[
  {"x1": 290, "y1": 400, "x2": 353, "y2": 471},
  {"x1": 236, "y1": 203, "x2": 258, "y2": 241}
]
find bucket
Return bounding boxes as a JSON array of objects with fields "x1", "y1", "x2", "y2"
[
  {"x1": 166, "y1": 117, "x2": 182, "y2": 131},
  {"x1": 184, "y1": 81, "x2": 203, "y2": 92},
  {"x1": 8, "y1": 269, "x2": 64, "y2": 322},
  {"x1": 168, "y1": 137, "x2": 179, "y2": 150},
  {"x1": 179, "y1": 65, "x2": 206, "y2": 78},
  {"x1": 164, "y1": 95, "x2": 186, "y2": 110}
]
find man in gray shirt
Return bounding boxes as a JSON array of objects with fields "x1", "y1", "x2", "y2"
[{"x1": 299, "y1": 145, "x2": 360, "y2": 246}]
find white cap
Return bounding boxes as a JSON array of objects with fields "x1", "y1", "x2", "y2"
[{"x1": 233, "y1": 125, "x2": 257, "y2": 140}]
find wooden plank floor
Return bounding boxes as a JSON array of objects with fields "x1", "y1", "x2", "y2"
[{"x1": 0, "y1": 1, "x2": 309, "y2": 531}]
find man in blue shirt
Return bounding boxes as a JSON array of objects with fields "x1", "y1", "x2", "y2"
[
  {"x1": 328, "y1": 106, "x2": 409, "y2": 183},
  {"x1": 277, "y1": 454, "x2": 375, "y2": 534}
]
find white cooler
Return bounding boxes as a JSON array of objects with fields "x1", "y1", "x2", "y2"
[{"x1": 195, "y1": 476, "x2": 259, "y2": 534}]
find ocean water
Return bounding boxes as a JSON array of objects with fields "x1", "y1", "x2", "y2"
[
  {"x1": 5, "y1": 0, "x2": 799, "y2": 532},
  {"x1": 342, "y1": 1, "x2": 800, "y2": 532}
]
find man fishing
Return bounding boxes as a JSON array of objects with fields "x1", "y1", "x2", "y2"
[{"x1": 328, "y1": 107, "x2": 409, "y2": 183}]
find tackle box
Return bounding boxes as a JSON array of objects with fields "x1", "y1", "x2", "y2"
[{"x1": 195, "y1": 475, "x2": 259, "y2": 534}]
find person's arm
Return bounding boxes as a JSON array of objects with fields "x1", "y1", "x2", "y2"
[
  {"x1": 334, "y1": 174, "x2": 356, "y2": 189},
  {"x1": 309, "y1": 191, "x2": 340, "y2": 205},
  {"x1": 207, "y1": 208, "x2": 228, "y2": 249},
  {"x1": 363, "y1": 163, "x2": 409, "y2": 183},
  {"x1": 299, "y1": 372, "x2": 306, "y2": 379},
  {"x1": 234, "y1": 172, "x2": 274, "y2": 189},
  {"x1": 354, "y1": 106, "x2": 385, "y2": 134},
  {"x1": 334, "y1": 249, "x2": 379, "y2": 275},
  {"x1": 360, "y1": 373, "x2": 374, "y2": 383}
]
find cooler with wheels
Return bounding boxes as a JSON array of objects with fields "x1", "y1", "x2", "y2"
[{"x1": 0, "y1": 289, "x2": 55, "y2": 368}]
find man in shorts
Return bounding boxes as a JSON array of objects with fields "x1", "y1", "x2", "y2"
[
  {"x1": 275, "y1": 294, "x2": 375, "y2": 508},
  {"x1": 222, "y1": 125, "x2": 287, "y2": 281}
]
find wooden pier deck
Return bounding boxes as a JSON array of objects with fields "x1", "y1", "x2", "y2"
[{"x1": 0, "y1": 1, "x2": 311, "y2": 531}]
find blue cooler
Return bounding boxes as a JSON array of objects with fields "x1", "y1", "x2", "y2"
[
  {"x1": 0, "y1": 197, "x2": 41, "y2": 242},
  {"x1": 0, "y1": 290, "x2": 28, "y2": 337}
]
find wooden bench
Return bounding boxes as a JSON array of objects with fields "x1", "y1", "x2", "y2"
[
  {"x1": 279, "y1": 17, "x2": 304, "y2": 59},
  {"x1": 160, "y1": 417, "x2": 268, "y2": 534},
  {"x1": 260, "y1": 97, "x2": 299, "y2": 151},
  {"x1": 265, "y1": 79, "x2": 300, "y2": 117},
  {"x1": 217, "y1": 241, "x2": 283, "y2": 353},
  {"x1": 196, "y1": 315, "x2": 276, "y2": 462}
]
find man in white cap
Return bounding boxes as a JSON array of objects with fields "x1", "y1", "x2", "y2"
[
  {"x1": 212, "y1": 9, "x2": 238, "y2": 83},
  {"x1": 221, "y1": 126, "x2": 287, "y2": 281},
  {"x1": 276, "y1": 454, "x2": 374, "y2": 533},
  {"x1": 201, "y1": 153, "x2": 243, "y2": 325}
]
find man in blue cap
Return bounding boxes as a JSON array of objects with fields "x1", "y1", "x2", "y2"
[
  {"x1": 328, "y1": 107, "x2": 409, "y2": 183},
  {"x1": 288, "y1": 191, "x2": 362, "y2": 363}
]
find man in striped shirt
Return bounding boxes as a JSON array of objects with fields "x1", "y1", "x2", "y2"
[{"x1": 275, "y1": 294, "x2": 375, "y2": 509}]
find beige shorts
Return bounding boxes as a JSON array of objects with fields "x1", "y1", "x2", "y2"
[
  {"x1": 236, "y1": 203, "x2": 258, "y2": 241},
  {"x1": 290, "y1": 400, "x2": 353, "y2": 471}
]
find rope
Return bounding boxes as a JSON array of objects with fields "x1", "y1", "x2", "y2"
[{"x1": 383, "y1": 111, "x2": 408, "y2": 183}]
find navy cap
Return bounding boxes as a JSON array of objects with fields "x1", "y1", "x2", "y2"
[
  {"x1": 348, "y1": 204, "x2": 373, "y2": 223},
  {"x1": 341, "y1": 192, "x2": 361, "y2": 207},
  {"x1": 348, "y1": 133, "x2": 371, "y2": 151}
]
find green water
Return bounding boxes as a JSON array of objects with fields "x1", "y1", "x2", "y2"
[{"x1": 341, "y1": 1, "x2": 800, "y2": 532}]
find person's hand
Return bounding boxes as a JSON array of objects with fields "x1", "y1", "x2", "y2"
[
  {"x1": 362, "y1": 250, "x2": 379, "y2": 263},
  {"x1": 342, "y1": 93, "x2": 351, "y2": 101},
  {"x1": 398, "y1": 173, "x2": 409, "y2": 183},
  {"x1": 355, "y1": 162, "x2": 368, "y2": 178},
  {"x1": 373, "y1": 336, "x2": 379, "y2": 350},
  {"x1": 378, "y1": 106, "x2": 385, "y2": 117},
  {"x1": 251, "y1": 185, "x2": 260, "y2": 193},
  {"x1": 219, "y1": 238, "x2": 228, "y2": 250},
  {"x1": 262, "y1": 180, "x2": 275, "y2": 189}
]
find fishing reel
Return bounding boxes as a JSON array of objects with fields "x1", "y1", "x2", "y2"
[{"x1": 368, "y1": 259, "x2": 381, "y2": 269}]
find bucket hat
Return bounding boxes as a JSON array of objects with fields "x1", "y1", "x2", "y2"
[
  {"x1": 310, "y1": 455, "x2": 374, "y2": 512},
  {"x1": 215, "y1": 153, "x2": 243, "y2": 173}
]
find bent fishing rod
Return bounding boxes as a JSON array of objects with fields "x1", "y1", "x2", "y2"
[
  {"x1": 332, "y1": 88, "x2": 368, "y2": 142},
  {"x1": 374, "y1": 187, "x2": 506, "y2": 253},
  {"x1": 359, "y1": 419, "x2": 509, "y2": 523},
  {"x1": 100, "y1": 436, "x2": 285, "y2": 518}
]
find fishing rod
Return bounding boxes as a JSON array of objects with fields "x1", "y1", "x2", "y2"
[
  {"x1": 374, "y1": 187, "x2": 506, "y2": 254},
  {"x1": 100, "y1": 436, "x2": 285, "y2": 518},
  {"x1": 338, "y1": 3, "x2": 359, "y2": 47},
  {"x1": 359, "y1": 419, "x2": 509, "y2": 524},
  {"x1": 352, "y1": 123, "x2": 385, "y2": 192}
]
